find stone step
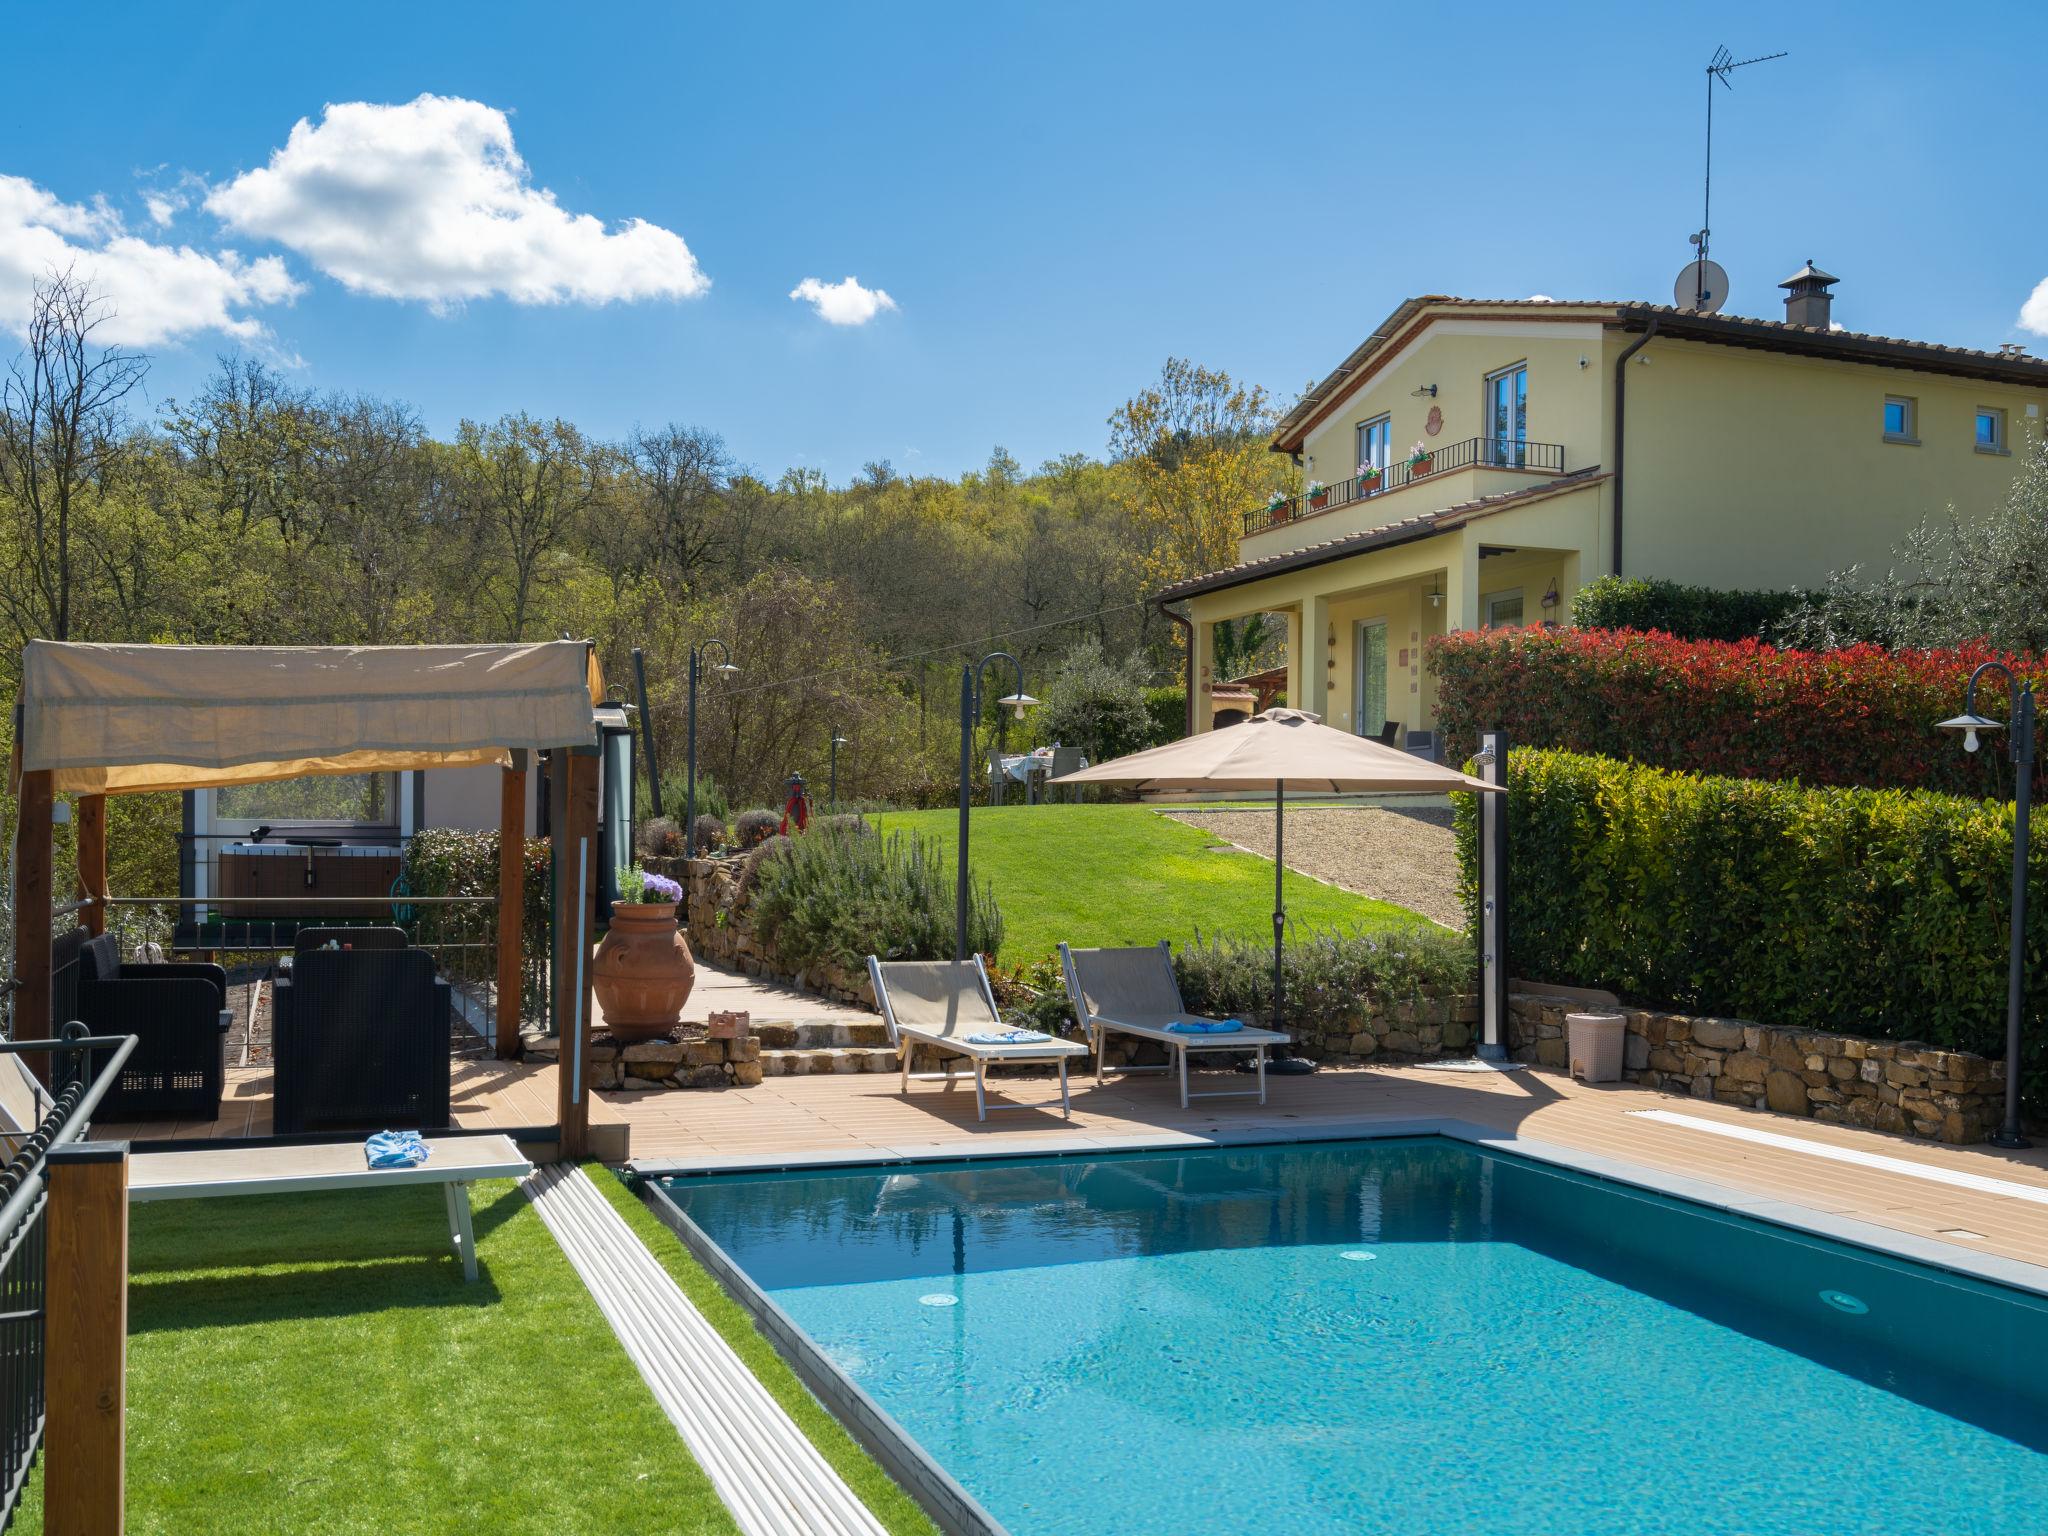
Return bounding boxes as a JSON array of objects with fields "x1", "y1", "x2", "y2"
[
  {"x1": 753, "y1": 1020, "x2": 893, "y2": 1051},
  {"x1": 760, "y1": 1047, "x2": 901, "y2": 1077}
]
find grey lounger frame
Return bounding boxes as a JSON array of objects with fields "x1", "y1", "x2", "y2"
[
  {"x1": 1059, "y1": 939, "x2": 1292, "y2": 1109},
  {"x1": 128, "y1": 1132, "x2": 531, "y2": 1282},
  {"x1": 866, "y1": 955, "x2": 1088, "y2": 1121}
]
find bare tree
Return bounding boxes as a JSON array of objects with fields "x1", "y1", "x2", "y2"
[
  {"x1": 452, "y1": 413, "x2": 600, "y2": 639},
  {"x1": 629, "y1": 423, "x2": 736, "y2": 591},
  {"x1": 0, "y1": 271, "x2": 147, "y2": 640}
]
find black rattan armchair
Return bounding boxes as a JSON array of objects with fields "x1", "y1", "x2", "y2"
[
  {"x1": 272, "y1": 948, "x2": 451, "y2": 1134},
  {"x1": 69, "y1": 931, "x2": 232, "y2": 1122}
]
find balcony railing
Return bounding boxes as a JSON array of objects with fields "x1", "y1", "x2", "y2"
[{"x1": 1242, "y1": 436, "x2": 1566, "y2": 537}]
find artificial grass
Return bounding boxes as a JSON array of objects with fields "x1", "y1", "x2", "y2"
[
  {"x1": 19, "y1": 1181, "x2": 738, "y2": 1535},
  {"x1": 587, "y1": 1166, "x2": 939, "y2": 1536},
  {"x1": 872, "y1": 803, "x2": 1430, "y2": 962}
]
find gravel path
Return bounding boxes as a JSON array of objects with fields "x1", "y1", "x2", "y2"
[{"x1": 1164, "y1": 804, "x2": 1464, "y2": 930}]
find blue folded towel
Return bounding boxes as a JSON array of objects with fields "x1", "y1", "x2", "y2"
[
  {"x1": 1164, "y1": 1019, "x2": 1244, "y2": 1035},
  {"x1": 967, "y1": 1029, "x2": 1053, "y2": 1045},
  {"x1": 366, "y1": 1130, "x2": 431, "y2": 1169}
]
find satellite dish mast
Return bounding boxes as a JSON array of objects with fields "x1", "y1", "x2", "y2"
[{"x1": 1686, "y1": 44, "x2": 1787, "y2": 312}]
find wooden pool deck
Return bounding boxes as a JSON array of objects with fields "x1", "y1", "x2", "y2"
[{"x1": 103, "y1": 1054, "x2": 2048, "y2": 1275}]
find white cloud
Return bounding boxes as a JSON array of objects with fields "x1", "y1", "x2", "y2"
[
  {"x1": 206, "y1": 94, "x2": 709, "y2": 308},
  {"x1": 142, "y1": 192, "x2": 181, "y2": 226},
  {"x1": 789, "y1": 275, "x2": 897, "y2": 326},
  {"x1": 0, "y1": 174, "x2": 301, "y2": 346},
  {"x1": 2021, "y1": 277, "x2": 2048, "y2": 337}
]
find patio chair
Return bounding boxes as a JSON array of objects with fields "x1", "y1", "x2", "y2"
[
  {"x1": 865, "y1": 956, "x2": 1088, "y2": 1121},
  {"x1": 68, "y1": 931, "x2": 232, "y2": 1122},
  {"x1": 1058, "y1": 940, "x2": 1292, "y2": 1108},
  {"x1": 273, "y1": 947, "x2": 451, "y2": 1134}
]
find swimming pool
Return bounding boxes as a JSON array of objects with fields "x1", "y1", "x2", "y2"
[{"x1": 657, "y1": 1137, "x2": 2048, "y2": 1535}]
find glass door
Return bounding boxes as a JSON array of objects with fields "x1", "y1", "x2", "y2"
[
  {"x1": 1486, "y1": 365, "x2": 1527, "y2": 467},
  {"x1": 1354, "y1": 620, "x2": 1389, "y2": 737},
  {"x1": 1356, "y1": 416, "x2": 1391, "y2": 492}
]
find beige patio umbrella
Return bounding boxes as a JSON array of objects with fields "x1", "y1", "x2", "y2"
[{"x1": 1052, "y1": 708, "x2": 1501, "y2": 1071}]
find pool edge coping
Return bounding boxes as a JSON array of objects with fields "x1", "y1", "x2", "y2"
[
  {"x1": 636, "y1": 1176, "x2": 1010, "y2": 1536},
  {"x1": 630, "y1": 1115, "x2": 2048, "y2": 1300}
]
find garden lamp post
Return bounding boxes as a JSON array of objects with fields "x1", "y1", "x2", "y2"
[
  {"x1": 830, "y1": 730, "x2": 849, "y2": 813},
  {"x1": 686, "y1": 639, "x2": 738, "y2": 853},
  {"x1": 957, "y1": 653, "x2": 1037, "y2": 960},
  {"x1": 1937, "y1": 661, "x2": 2035, "y2": 1149}
]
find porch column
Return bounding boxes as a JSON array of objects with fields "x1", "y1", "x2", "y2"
[
  {"x1": 551, "y1": 745, "x2": 599, "y2": 1161},
  {"x1": 495, "y1": 757, "x2": 527, "y2": 1058},
  {"x1": 1556, "y1": 551, "x2": 1584, "y2": 624},
  {"x1": 77, "y1": 793, "x2": 108, "y2": 937},
  {"x1": 13, "y1": 770, "x2": 53, "y2": 1044},
  {"x1": 1191, "y1": 614, "x2": 1216, "y2": 733},
  {"x1": 1282, "y1": 607, "x2": 1303, "y2": 722},
  {"x1": 1301, "y1": 595, "x2": 1332, "y2": 721},
  {"x1": 1442, "y1": 538, "x2": 1483, "y2": 634},
  {"x1": 45, "y1": 1141, "x2": 128, "y2": 1536}
]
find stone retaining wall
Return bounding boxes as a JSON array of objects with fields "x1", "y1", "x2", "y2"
[
  {"x1": 527, "y1": 1011, "x2": 765, "y2": 1089},
  {"x1": 657, "y1": 854, "x2": 876, "y2": 1008},
  {"x1": 1505, "y1": 995, "x2": 2007, "y2": 1144}
]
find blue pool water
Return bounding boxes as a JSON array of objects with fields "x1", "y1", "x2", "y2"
[{"x1": 662, "y1": 1138, "x2": 2048, "y2": 1535}]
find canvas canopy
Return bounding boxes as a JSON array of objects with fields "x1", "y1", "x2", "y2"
[{"x1": 15, "y1": 639, "x2": 604, "y2": 795}]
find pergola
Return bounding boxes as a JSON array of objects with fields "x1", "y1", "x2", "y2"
[{"x1": 10, "y1": 639, "x2": 609, "y2": 1158}]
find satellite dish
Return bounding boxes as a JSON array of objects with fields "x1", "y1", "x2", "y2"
[{"x1": 1675, "y1": 259, "x2": 1729, "y2": 315}]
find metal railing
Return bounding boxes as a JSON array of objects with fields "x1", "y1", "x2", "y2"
[
  {"x1": 0, "y1": 1025, "x2": 136, "y2": 1531},
  {"x1": 102, "y1": 895, "x2": 545, "y2": 1050},
  {"x1": 1242, "y1": 436, "x2": 1567, "y2": 536}
]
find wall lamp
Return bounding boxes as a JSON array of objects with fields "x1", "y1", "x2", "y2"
[{"x1": 1410, "y1": 384, "x2": 1438, "y2": 399}]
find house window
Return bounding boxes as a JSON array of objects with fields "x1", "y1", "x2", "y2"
[
  {"x1": 1485, "y1": 364, "x2": 1529, "y2": 466},
  {"x1": 1883, "y1": 396, "x2": 1918, "y2": 443},
  {"x1": 1356, "y1": 416, "x2": 1392, "y2": 488},
  {"x1": 1976, "y1": 408, "x2": 2007, "y2": 453},
  {"x1": 1485, "y1": 590, "x2": 1525, "y2": 628}
]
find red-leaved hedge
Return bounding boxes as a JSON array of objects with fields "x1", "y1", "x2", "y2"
[{"x1": 1428, "y1": 627, "x2": 2045, "y2": 797}]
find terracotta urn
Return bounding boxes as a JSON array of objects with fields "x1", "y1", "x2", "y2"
[{"x1": 592, "y1": 902, "x2": 696, "y2": 1041}]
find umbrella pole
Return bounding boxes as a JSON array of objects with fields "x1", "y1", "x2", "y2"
[{"x1": 1257, "y1": 778, "x2": 1316, "y2": 1075}]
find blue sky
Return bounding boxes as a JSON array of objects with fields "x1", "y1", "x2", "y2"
[{"x1": 5, "y1": 0, "x2": 2043, "y2": 481}]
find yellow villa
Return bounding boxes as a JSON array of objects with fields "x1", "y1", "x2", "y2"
[{"x1": 1162, "y1": 268, "x2": 2048, "y2": 753}]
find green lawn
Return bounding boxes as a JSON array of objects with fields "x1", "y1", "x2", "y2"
[
  {"x1": 872, "y1": 803, "x2": 1429, "y2": 963},
  {"x1": 18, "y1": 1173, "x2": 930, "y2": 1535}
]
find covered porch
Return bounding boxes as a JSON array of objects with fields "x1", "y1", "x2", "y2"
[{"x1": 1175, "y1": 473, "x2": 1606, "y2": 747}]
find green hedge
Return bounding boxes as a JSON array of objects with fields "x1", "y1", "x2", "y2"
[
  {"x1": 1454, "y1": 748, "x2": 2045, "y2": 1114},
  {"x1": 1570, "y1": 575, "x2": 1800, "y2": 641},
  {"x1": 402, "y1": 828, "x2": 552, "y2": 1027}
]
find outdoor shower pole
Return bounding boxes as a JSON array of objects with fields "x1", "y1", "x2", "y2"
[
  {"x1": 1272, "y1": 777, "x2": 1286, "y2": 1029},
  {"x1": 956, "y1": 652, "x2": 1028, "y2": 962},
  {"x1": 1478, "y1": 731, "x2": 1509, "y2": 1061},
  {"x1": 685, "y1": 638, "x2": 734, "y2": 852}
]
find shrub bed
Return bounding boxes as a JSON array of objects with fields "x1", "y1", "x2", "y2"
[
  {"x1": 1569, "y1": 575, "x2": 1800, "y2": 642},
  {"x1": 748, "y1": 823, "x2": 1002, "y2": 970},
  {"x1": 1173, "y1": 928, "x2": 1475, "y2": 1060},
  {"x1": 1429, "y1": 626, "x2": 2043, "y2": 796},
  {"x1": 1453, "y1": 748, "x2": 2044, "y2": 1117}
]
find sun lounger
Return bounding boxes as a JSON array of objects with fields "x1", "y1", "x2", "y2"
[
  {"x1": 1058, "y1": 940, "x2": 1292, "y2": 1108},
  {"x1": 127, "y1": 1133, "x2": 531, "y2": 1282},
  {"x1": 866, "y1": 956, "x2": 1088, "y2": 1121}
]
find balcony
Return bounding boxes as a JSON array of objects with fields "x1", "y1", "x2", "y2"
[{"x1": 1242, "y1": 437, "x2": 1567, "y2": 537}]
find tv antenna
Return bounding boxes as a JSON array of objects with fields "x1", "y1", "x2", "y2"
[{"x1": 1684, "y1": 45, "x2": 1787, "y2": 312}]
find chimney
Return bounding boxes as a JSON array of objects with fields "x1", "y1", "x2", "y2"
[{"x1": 1779, "y1": 260, "x2": 1839, "y2": 328}]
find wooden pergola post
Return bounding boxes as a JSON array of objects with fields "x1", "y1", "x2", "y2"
[
  {"x1": 551, "y1": 746, "x2": 599, "y2": 1161},
  {"x1": 13, "y1": 769, "x2": 53, "y2": 1045},
  {"x1": 45, "y1": 1140, "x2": 128, "y2": 1535},
  {"x1": 495, "y1": 757, "x2": 528, "y2": 1058},
  {"x1": 77, "y1": 793, "x2": 108, "y2": 937}
]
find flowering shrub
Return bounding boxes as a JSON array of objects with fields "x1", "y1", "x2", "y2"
[
  {"x1": 1266, "y1": 488, "x2": 1290, "y2": 512},
  {"x1": 1429, "y1": 626, "x2": 2045, "y2": 798},
  {"x1": 1356, "y1": 460, "x2": 1382, "y2": 482},
  {"x1": 1305, "y1": 479, "x2": 1327, "y2": 499},
  {"x1": 617, "y1": 867, "x2": 683, "y2": 904},
  {"x1": 1408, "y1": 440, "x2": 1433, "y2": 468},
  {"x1": 1452, "y1": 748, "x2": 2045, "y2": 1115}
]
